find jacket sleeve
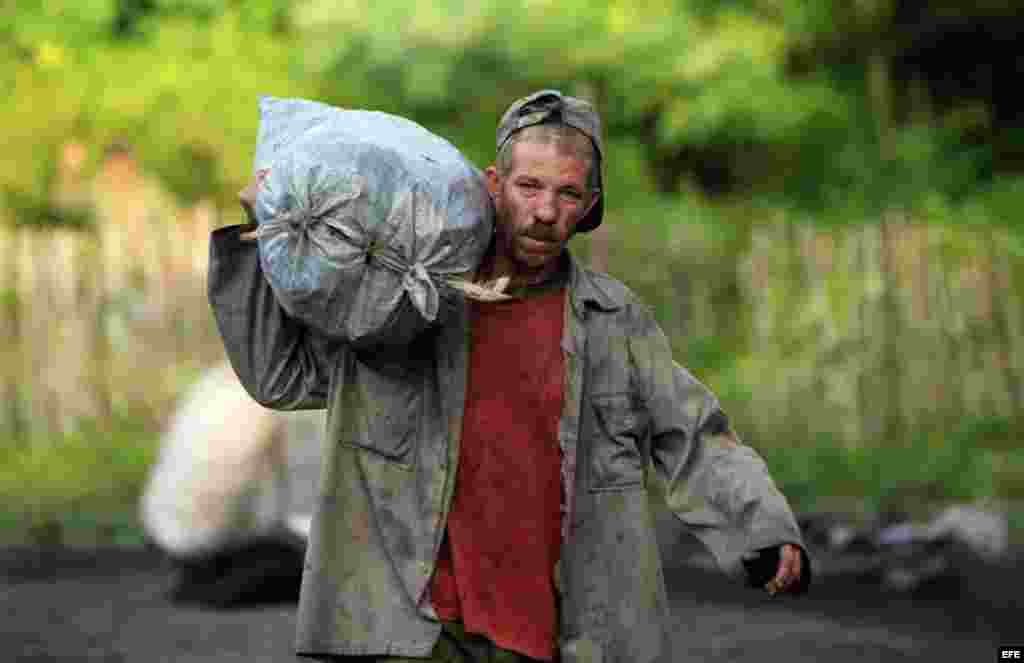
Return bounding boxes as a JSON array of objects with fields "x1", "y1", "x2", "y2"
[
  {"x1": 628, "y1": 303, "x2": 808, "y2": 583},
  {"x1": 207, "y1": 223, "x2": 341, "y2": 410}
]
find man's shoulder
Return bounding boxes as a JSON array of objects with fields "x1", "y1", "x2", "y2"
[{"x1": 572, "y1": 264, "x2": 647, "y2": 314}]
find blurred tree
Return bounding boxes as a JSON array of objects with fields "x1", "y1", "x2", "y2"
[
  {"x1": 113, "y1": 0, "x2": 157, "y2": 37},
  {"x1": 3, "y1": 0, "x2": 1019, "y2": 228},
  {"x1": 163, "y1": 143, "x2": 221, "y2": 206}
]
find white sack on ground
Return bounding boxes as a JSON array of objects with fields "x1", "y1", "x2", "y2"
[
  {"x1": 140, "y1": 362, "x2": 325, "y2": 558},
  {"x1": 250, "y1": 96, "x2": 494, "y2": 348}
]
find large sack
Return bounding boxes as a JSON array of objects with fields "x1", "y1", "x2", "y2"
[
  {"x1": 140, "y1": 362, "x2": 325, "y2": 558},
  {"x1": 248, "y1": 96, "x2": 494, "y2": 348}
]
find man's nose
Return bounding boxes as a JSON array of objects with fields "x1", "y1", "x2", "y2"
[{"x1": 533, "y1": 191, "x2": 558, "y2": 223}]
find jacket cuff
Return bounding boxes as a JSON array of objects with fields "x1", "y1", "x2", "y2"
[{"x1": 210, "y1": 223, "x2": 258, "y2": 256}]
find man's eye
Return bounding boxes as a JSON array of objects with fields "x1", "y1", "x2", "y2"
[{"x1": 559, "y1": 189, "x2": 583, "y2": 201}]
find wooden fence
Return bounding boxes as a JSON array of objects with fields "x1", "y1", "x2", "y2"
[
  {"x1": 598, "y1": 213, "x2": 1022, "y2": 451},
  {"x1": 2, "y1": 189, "x2": 1021, "y2": 450},
  {"x1": 0, "y1": 194, "x2": 225, "y2": 440}
]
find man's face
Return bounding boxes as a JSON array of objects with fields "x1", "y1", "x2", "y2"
[{"x1": 485, "y1": 140, "x2": 597, "y2": 274}]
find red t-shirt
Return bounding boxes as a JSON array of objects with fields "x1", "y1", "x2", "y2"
[{"x1": 429, "y1": 287, "x2": 566, "y2": 661}]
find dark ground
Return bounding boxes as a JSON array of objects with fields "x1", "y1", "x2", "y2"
[{"x1": 1, "y1": 536, "x2": 1018, "y2": 663}]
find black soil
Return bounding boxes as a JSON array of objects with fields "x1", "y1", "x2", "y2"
[{"x1": 1, "y1": 542, "x2": 1016, "y2": 663}]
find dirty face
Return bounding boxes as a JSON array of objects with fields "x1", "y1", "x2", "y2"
[{"x1": 485, "y1": 140, "x2": 598, "y2": 278}]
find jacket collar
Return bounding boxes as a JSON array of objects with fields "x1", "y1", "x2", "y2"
[{"x1": 565, "y1": 251, "x2": 624, "y2": 315}]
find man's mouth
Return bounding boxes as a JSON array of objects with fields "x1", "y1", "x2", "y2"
[{"x1": 520, "y1": 236, "x2": 559, "y2": 254}]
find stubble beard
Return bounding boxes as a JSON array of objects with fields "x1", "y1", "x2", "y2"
[{"x1": 493, "y1": 206, "x2": 562, "y2": 282}]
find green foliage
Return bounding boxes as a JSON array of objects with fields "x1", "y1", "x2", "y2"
[
  {"x1": 761, "y1": 428, "x2": 998, "y2": 515},
  {"x1": 952, "y1": 414, "x2": 1022, "y2": 454},
  {"x1": 3, "y1": 0, "x2": 1019, "y2": 228},
  {"x1": 0, "y1": 145, "x2": 94, "y2": 229},
  {"x1": 112, "y1": 0, "x2": 157, "y2": 38},
  {"x1": 2, "y1": 0, "x2": 120, "y2": 48},
  {"x1": 2, "y1": 186, "x2": 94, "y2": 230},
  {"x1": 0, "y1": 411, "x2": 159, "y2": 546},
  {"x1": 160, "y1": 142, "x2": 223, "y2": 204}
]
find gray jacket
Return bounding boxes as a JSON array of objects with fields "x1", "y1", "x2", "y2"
[{"x1": 208, "y1": 224, "x2": 806, "y2": 662}]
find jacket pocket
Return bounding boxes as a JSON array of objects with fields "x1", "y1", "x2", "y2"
[
  {"x1": 340, "y1": 351, "x2": 424, "y2": 465},
  {"x1": 589, "y1": 393, "x2": 646, "y2": 492}
]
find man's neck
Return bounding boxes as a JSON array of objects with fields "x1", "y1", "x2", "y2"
[
  {"x1": 475, "y1": 245, "x2": 573, "y2": 301},
  {"x1": 476, "y1": 246, "x2": 566, "y2": 294}
]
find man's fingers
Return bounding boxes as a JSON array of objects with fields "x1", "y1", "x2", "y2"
[
  {"x1": 765, "y1": 544, "x2": 801, "y2": 595},
  {"x1": 789, "y1": 545, "x2": 802, "y2": 589},
  {"x1": 780, "y1": 544, "x2": 800, "y2": 590}
]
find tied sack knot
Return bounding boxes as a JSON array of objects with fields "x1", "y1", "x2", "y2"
[
  {"x1": 402, "y1": 261, "x2": 440, "y2": 323},
  {"x1": 255, "y1": 173, "x2": 364, "y2": 247}
]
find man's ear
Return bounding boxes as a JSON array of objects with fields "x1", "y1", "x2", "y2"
[{"x1": 484, "y1": 165, "x2": 501, "y2": 200}]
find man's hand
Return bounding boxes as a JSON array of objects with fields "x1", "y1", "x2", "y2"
[
  {"x1": 238, "y1": 169, "x2": 269, "y2": 240},
  {"x1": 765, "y1": 543, "x2": 802, "y2": 596}
]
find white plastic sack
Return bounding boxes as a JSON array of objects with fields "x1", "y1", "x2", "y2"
[{"x1": 250, "y1": 96, "x2": 494, "y2": 348}]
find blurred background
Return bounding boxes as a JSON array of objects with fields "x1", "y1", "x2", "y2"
[{"x1": 1, "y1": 0, "x2": 1021, "y2": 548}]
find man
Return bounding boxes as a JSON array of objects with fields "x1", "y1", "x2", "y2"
[{"x1": 209, "y1": 89, "x2": 809, "y2": 662}]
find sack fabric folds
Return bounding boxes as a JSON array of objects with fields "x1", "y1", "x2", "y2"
[{"x1": 250, "y1": 96, "x2": 494, "y2": 348}]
